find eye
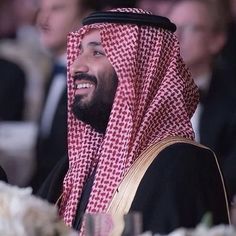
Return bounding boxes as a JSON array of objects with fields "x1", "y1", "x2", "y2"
[{"x1": 93, "y1": 50, "x2": 105, "y2": 56}]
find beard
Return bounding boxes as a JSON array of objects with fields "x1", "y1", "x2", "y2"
[
  {"x1": 72, "y1": 95, "x2": 114, "y2": 134},
  {"x1": 71, "y1": 73, "x2": 118, "y2": 134}
]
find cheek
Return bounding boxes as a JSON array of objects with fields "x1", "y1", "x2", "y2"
[
  {"x1": 181, "y1": 36, "x2": 206, "y2": 55},
  {"x1": 97, "y1": 69, "x2": 117, "y2": 95},
  {"x1": 93, "y1": 57, "x2": 117, "y2": 88},
  {"x1": 49, "y1": 28, "x2": 67, "y2": 45},
  {"x1": 54, "y1": 13, "x2": 74, "y2": 31}
]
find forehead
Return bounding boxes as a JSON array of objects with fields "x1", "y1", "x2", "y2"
[
  {"x1": 170, "y1": 1, "x2": 210, "y2": 25},
  {"x1": 81, "y1": 29, "x2": 102, "y2": 45}
]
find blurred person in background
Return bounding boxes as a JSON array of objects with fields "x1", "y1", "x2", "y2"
[
  {"x1": 30, "y1": 0, "x2": 98, "y2": 192},
  {"x1": 0, "y1": 0, "x2": 41, "y2": 187},
  {"x1": 0, "y1": 0, "x2": 17, "y2": 40},
  {"x1": 0, "y1": 0, "x2": 50, "y2": 121},
  {"x1": 168, "y1": 0, "x2": 236, "y2": 203},
  {"x1": 231, "y1": 0, "x2": 236, "y2": 17},
  {"x1": 136, "y1": 0, "x2": 177, "y2": 16},
  {"x1": 0, "y1": 0, "x2": 26, "y2": 122},
  {"x1": 11, "y1": 0, "x2": 51, "y2": 122},
  {"x1": 219, "y1": 0, "x2": 236, "y2": 68},
  {"x1": 12, "y1": 0, "x2": 39, "y2": 44}
]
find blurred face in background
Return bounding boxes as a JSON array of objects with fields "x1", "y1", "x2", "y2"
[
  {"x1": 169, "y1": 1, "x2": 226, "y2": 72},
  {"x1": 230, "y1": 0, "x2": 236, "y2": 20},
  {"x1": 137, "y1": 0, "x2": 174, "y2": 16},
  {"x1": 37, "y1": 0, "x2": 84, "y2": 56}
]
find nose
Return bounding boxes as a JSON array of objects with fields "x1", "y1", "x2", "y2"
[
  {"x1": 36, "y1": 9, "x2": 49, "y2": 29},
  {"x1": 70, "y1": 57, "x2": 89, "y2": 77}
]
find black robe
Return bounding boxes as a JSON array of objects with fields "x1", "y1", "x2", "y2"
[{"x1": 38, "y1": 142, "x2": 229, "y2": 234}]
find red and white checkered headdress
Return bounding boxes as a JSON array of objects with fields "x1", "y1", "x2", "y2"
[{"x1": 60, "y1": 7, "x2": 199, "y2": 230}]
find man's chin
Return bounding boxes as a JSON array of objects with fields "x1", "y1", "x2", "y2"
[
  {"x1": 76, "y1": 94, "x2": 94, "y2": 108},
  {"x1": 73, "y1": 111, "x2": 107, "y2": 134},
  {"x1": 71, "y1": 104, "x2": 109, "y2": 134}
]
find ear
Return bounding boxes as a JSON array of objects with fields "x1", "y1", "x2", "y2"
[{"x1": 209, "y1": 32, "x2": 227, "y2": 55}]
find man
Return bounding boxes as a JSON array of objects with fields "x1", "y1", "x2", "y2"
[
  {"x1": 39, "y1": 8, "x2": 229, "y2": 234},
  {"x1": 168, "y1": 0, "x2": 236, "y2": 203},
  {"x1": 30, "y1": 0, "x2": 100, "y2": 192}
]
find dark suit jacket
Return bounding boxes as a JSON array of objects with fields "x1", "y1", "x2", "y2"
[
  {"x1": 30, "y1": 65, "x2": 67, "y2": 192},
  {"x1": 0, "y1": 165, "x2": 8, "y2": 182},
  {"x1": 0, "y1": 58, "x2": 26, "y2": 121},
  {"x1": 219, "y1": 21, "x2": 236, "y2": 68},
  {"x1": 38, "y1": 142, "x2": 229, "y2": 234},
  {"x1": 199, "y1": 65, "x2": 236, "y2": 202}
]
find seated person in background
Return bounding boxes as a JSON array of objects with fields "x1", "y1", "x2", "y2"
[
  {"x1": 30, "y1": 0, "x2": 98, "y2": 192},
  {"x1": 0, "y1": 58, "x2": 26, "y2": 121},
  {"x1": 168, "y1": 0, "x2": 236, "y2": 203},
  {"x1": 38, "y1": 8, "x2": 229, "y2": 235},
  {"x1": 220, "y1": 0, "x2": 236, "y2": 69}
]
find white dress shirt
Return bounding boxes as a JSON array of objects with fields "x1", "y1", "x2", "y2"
[
  {"x1": 191, "y1": 72, "x2": 212, "y2": 142},
  {"x1": 40, "y1": 55, "x2": 67, "y2": 137}
]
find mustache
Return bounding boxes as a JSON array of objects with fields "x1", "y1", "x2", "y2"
[{"x1": 73, "y1": 73, "x2": 97, "y2": 84}]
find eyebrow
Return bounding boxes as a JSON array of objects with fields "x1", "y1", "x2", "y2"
[
  {"x1": 79, "y1": 41, "x2": 102, "y2": 50},
  {"x1": 88, "y1": 41, "x2": 102, "y2": 47}
]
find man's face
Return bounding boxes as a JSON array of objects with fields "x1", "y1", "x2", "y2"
[
  {"x1": 169, "y1": 1, "x2": 216, "y2": 69},
  {"x1": 71, "y1": 29, "x2": 118, "y2": 133},
  {"x1": 37, "y1": 0, "x2": 83, "y2": 56}
]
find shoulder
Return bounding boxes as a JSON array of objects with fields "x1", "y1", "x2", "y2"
[
  {"x1": 159, "y1": 141, "x2": 212, "y2": 156},
  {"x1": 0, "y1": 58, "x2": 25, "y2": 74},
  {"x1": 0, "y1": 58, "x2": 26, "y2": 85},
  {"x1": 131, "y1": 142, "x2": 229, "y2": 232},
  {"x1": 132, "y1": 141, "x2": 222, "y2": 195},
  {"x1": 133, "y1": 141, "x2": 227, "y2": 212},
  {"x1": 150, "y1": 142, "x2": 217, "y2": 174}
]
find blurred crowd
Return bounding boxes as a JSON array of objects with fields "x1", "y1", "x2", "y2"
[{"x1": 0, "y1": 0, "x2": 236, "y2": 208}]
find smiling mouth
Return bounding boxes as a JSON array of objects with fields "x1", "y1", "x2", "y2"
[
  {"x1": 74, "y1": 80, "x2": 95, "y2": 95},
  {"x1": 75, "y1": 83, "x2": 93, "y2": 89}
]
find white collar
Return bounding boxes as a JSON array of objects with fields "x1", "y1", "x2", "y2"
[{"x1": 194, "y1": 72, "x2": 212, "y2": 94}]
